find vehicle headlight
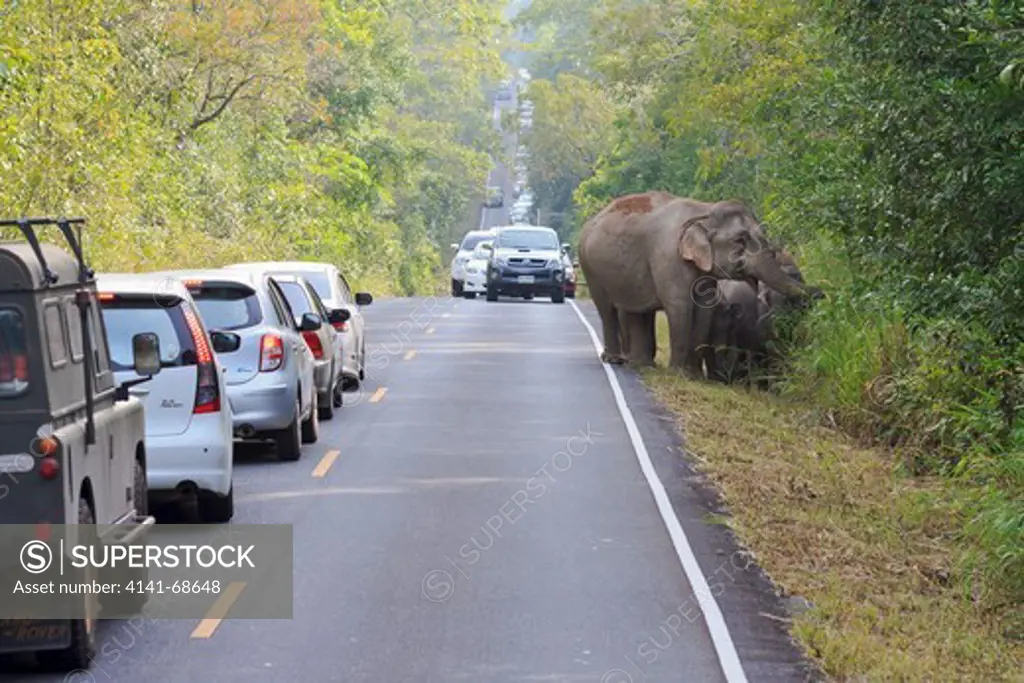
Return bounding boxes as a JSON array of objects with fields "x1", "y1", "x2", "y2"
[{"x1": 547, "y1": 259, "x2": 562, "y2": 269}]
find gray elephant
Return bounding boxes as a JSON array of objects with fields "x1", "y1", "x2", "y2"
[
  {"x1": 578, "y1": 192, "x2": 808, "y2": 376},
  {"x1": 706, "y1": 251, "x2": 818, "y2": 383}
]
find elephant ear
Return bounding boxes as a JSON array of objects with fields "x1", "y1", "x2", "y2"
[{"x1": 679, "y1": 216, "x2": 713, "y2": 272}]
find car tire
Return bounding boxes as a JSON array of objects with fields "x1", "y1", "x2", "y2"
[
  {"x1": 301, "y1": 392, "x2": 320, "y2": 445},
  {"x1": 451, "y1": 279, "x2": 463, "y2": 297},
  {"x1": 486, "y1": 284, "x2": 498, "y2": 302},
  {"x1": 319, "y1": 375, "x2": 335, "y2": 420},
  {"x1": 359, "y1": 343, "x2": 365, "y2": 381},
  {"x1": 275, "y1": 399, "x2": 303, "y2": 462},
  {"x1": 199, "y1": 486, "x2": 234, "y2": 523},
  {"x1": 333, "y1": 381, "x2": 345, "y2": 408},
  {"x1": 43, "y1": 498, "x2": 98, "y2": 671},
  {"x1": 463, "y1": 292, "x2": 476, "y2": 299},
  {"x1": 523, "y1": 293, "x2": 534, "y2": 301},
  {"x1": 552, "y1": 290, "x2": 565, "y2": 304}
]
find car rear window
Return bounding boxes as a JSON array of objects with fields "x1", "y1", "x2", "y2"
[
  {"x1": 277, "y1": 281, "x2": 314, "y2": 321},
  {"x1": 271, "y1": 271, "x2": 331, "y2": 301},
  {"x1": 0, "y1": 308, "x2": 29, "y2": 398},
  {"x1": 98, "y1": 300, "x2": 197, "y2": 371},
  {"x1": 460, "y1": 234, "x2": 492, "y2": 250},
  {"x1": 190, "y1": 285, "x2": 262, "y2": 331}
]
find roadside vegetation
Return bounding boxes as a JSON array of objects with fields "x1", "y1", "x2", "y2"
[
  {"x1": 0, "y1": 0, "x2": 507, "y2": 295},
  {"x1": 517, "y1": 0, "x2": 1023, "y2": 678}
]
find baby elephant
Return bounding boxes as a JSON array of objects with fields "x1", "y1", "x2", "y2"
[{"x1": 706, "y1": 253, "x2": 818, "y2": 383}]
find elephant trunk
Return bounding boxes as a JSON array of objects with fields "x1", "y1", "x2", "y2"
[{"x1": 748, "y1": 254, "x2": 808, "y2": 300}]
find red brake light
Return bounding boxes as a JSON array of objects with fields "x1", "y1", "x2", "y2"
[
  {"x1": 331, "y1": 320, "x2": 348, "y2": 332},
  {"x1": 97, "y1": 292, "x2": 116, "y2": 302},
  {"x1": 0, "y1": 353, "x2": 29, "y2": 382},
  {"x1": 182, "y1": 306, "x2": 220, "y2": 414},
  {"x1": 260, "y1": 335, "x2": 284, "y2": 372},
  {"x1": 302, "y1": 331, "x2": 324, "y2": 359},
  {"x1": 38, "y1": 457, "x2": 60, "y2": 480}
]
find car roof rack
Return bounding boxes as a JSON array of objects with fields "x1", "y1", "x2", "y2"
[{"x1": 0, "y1": 216, "x2": 91, "y2": 287}]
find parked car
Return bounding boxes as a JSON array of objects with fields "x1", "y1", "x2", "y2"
[
  {"x1": 97, "y1": 273, "x2": 236, "y2": 522},
  {"x1": 484, "y1": 185, "x2": 505, "y2": 208},
  {"x1": 0, "y1": 217, "x2": 156, "y2": 669},
  {"x1": 484, "y1": 225, "x2": 567, "y2": 303},
  {"x1": 224, "y1": 261, "x2": 371, "y2": 393},
  {"x1": 449, "y1": 228, "x2": 497, "y2": 296},
  {"x1": 160, "y1": 268, "x2": 319, "y2": 461},
  {"x1": 268, "y1": 273, "x2": 343, "y2": 421},
  {"x1": 460, "y1": 240, "x2": 493, "y2": 299}
]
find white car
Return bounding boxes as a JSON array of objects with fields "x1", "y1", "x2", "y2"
[
  {"x1": 450, "y1": 228, "x2": 496, "y2": 297},
  {"x1": 97, "y1": 274, "x2": 236, "y2": 522},
  {"x1": 460, "y1": 241, "x2": 493, "y2": 299}
]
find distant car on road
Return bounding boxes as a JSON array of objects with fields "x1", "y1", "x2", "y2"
[
  {"x1": 160, "y1": 268, "x2": 319, "y2": 461},
  {"x1": 484, "y1": 185, "x2": 504, "y2": 208},
  {"x1": 484, "y1": 225, "x2": 567, "y2": 303},
  {"x1": 450, "y1": 228, "x2": 497, "y2": 296},
  {"x1": 224, "y1": 261, "x2": 372, "y2": 393},
  {"x1": 97, "y1": 273, "x2": 237, "y2": 522},
  {"x1": 460, "y1": 240, "x2": 493, "y2": 299}
]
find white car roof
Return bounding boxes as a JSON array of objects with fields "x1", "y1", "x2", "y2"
[{"x1": 95, "y1": 273, "x2": 191, "y2": 299}]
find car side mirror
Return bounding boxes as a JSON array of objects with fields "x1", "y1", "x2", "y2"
[
  {"x1": 450, "y1": 243, "x2": 459, "y2": 250},
  {"x1": 210, "y1": 331, "x2": 241, "y2": 353},
  {"x1": 355, "y1": 292, "x2": 373, "y2": 306},
  {"x1": 299, "y1": 313, "x2": 323, "y2": 332},
  {"x1": 132, "y1": 333, "x2": 162, "y2": 377},
  {"x1": 328, "y1": 308, "x2": 351, "y2": 325}
]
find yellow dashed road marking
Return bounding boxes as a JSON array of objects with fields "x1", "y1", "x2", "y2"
[
  {"x1": 190, "y1": 581, "x2": 247, "y2": 639},
  {"x1": 311, "y1": 450, "x2": 340, "y2": 478},
  {"x1": 369, "y1": 387, "x2": 388, "y2": 403}
]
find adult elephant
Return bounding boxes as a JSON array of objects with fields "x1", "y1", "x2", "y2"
[{"x1": 578, "y1": 192, "x2": 808, "y2": 376}]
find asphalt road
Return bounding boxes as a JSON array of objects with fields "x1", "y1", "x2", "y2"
[{"x1": 0, "y1": 87, "x2": 814, "y2": 683}]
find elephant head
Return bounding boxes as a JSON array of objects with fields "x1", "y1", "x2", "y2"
[{"x1": 678, "y1": 201, "x2": 809, "y2": 299}]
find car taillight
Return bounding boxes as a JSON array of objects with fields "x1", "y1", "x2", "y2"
[
  {"x1": 0, "y1": 353, "x2": 28, "y2": 382},
  {"x1": 302, "y1": 331, "x2": 324, "y2": 360},
  {"x1": 331, "y1": 320, "x2": 347, "y2": 332},
  {"x1": 182, "y1": 307, "x2": 220, "y2": 414},
  {"x1": 260, "y1": 334, "x2": 284, "y2": 372},
  {"x1": 38, "y1": 457, "x2": 60, "y2": 480}
]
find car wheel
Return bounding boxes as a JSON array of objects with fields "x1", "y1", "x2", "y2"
[
  {"x1": 333, "y1": 381, "x2": 345, "y2": 408},
  {"x1": 552, "y1": 290, "x2": 565, "y2": 304},
  {"x1": 301, "y1": 392, "x2": 320, "y2": 444},
  {"x1": 463, "y1": 292, "x2": 476, "y2": 299},
  {"x1": 199, "y1": 486, "x2": 234, "y2": 523},
  {"x1": 486, "y1": 284, "x2": 498, "y2": 302},
  {"x1": 43, "y1": 498, "x2": 98, "y2": 670},
  {"x1": 523, "y1": 293, "x2": 534, "y2": 301},
  {"x1": 275, "y1": 399, "x2": 303, "y2": 462},
  {"x1": 451, "y1": 279, "x2": 463, "y2": 297},
  {"x1": 319, "y1": 376, "x2": 335, "y2": 420},
  {"x1": 359, "y1": 343, "x2": 365, "y2": 381}
]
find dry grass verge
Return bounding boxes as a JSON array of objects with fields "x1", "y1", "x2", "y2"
[{"x1": 644, "y1": 318, "x2": 1024, "y2": 681}]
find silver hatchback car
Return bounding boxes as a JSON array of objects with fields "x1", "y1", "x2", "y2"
[
  {"x1": 158, "y1": 269, "x2": 320, "y2": 461},
  {"x1": 224, "y1": 261, "x2": 372, "y2": 392}
]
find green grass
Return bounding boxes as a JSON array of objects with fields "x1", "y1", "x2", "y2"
[{"x1": 644, "y1": 312, "x2": 1024, "y2": 681}]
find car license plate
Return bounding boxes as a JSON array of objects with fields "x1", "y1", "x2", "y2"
[{"x1": 517, "y1": 275, "x2": 535, "y2": 284}]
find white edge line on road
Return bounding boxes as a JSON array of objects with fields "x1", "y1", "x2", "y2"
[{"x1": 568, "y1": 300, "x2": 749, "y2": 683}]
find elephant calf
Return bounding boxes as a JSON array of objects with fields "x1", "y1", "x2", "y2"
[{"x1": 706, "y1": 252, "x2": 818, "y2": 384}]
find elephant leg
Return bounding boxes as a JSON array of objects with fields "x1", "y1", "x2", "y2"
[
  {"x1": 624, "y1": 311, "x2": 656, "y2": 367},
  {"x1": 665, "y1": 301, "x2": 700, "y2": 377},
  {"x1": 688, "y1": 303, "x2": 715, "y2": 378},
  {"x1": 641, "y1": 310, "x2": 657, "y2": 365},
  {"x1": 618, "y1": 307, "x2": 631, "y2": 357},
  {"x1": 591, "y1": 288, "x2": 625, "y2": 364}
]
